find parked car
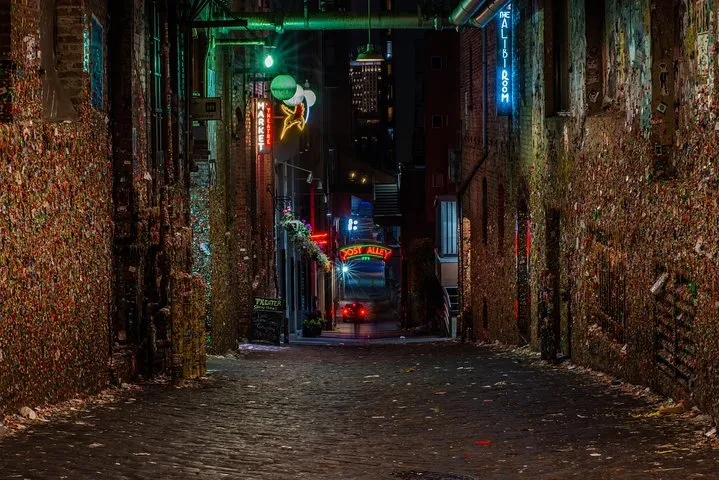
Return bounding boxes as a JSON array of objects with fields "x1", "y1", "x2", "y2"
[{"x1": 342, "y1": 303, "x2": 367, "y2": 322}]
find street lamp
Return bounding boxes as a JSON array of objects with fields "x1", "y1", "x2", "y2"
[
  {"x1": 355, "y1": 0, "x2": 384, "y2": 62},
  {"x1": 263, "y1": 54, "x2": 274, "y2": 69}
]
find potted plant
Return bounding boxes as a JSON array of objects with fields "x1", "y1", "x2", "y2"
[{"x1": 303, "y1": 310, "x2": 324, "y2": 337}]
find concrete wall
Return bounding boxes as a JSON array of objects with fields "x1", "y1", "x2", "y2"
[{"x1": 461, "y1": 0, "x2": 719, "y2": 419}]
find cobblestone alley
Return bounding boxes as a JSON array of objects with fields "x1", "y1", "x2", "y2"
[{"x1": 1, "y1": 342, "x2": 718, "y2": 479}]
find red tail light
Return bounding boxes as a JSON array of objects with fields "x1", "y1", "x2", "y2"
[
  {"x1": 360, "y1": 309, "x2": 366, "y2": 316},
  {"x1": 343, "y1": 308, "x2": 348, "y2": 315}
]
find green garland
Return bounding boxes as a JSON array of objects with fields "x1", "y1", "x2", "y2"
[{"x1": 280, "y1": 208, "x2": 331, "y2": 271}]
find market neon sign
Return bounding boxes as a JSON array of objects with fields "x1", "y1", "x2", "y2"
[
  {"x1": 339, "y1": 243, "x2": 392, "y2": 262},
  {"x1": 497, "y1": 4, "x2": 512, "y2": 116},
  {"x1": 257, "y1": 99, "x2": 272, "y2": 153}
]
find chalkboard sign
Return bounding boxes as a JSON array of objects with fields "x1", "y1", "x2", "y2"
[{"x1": 251, "y1": 297, "x2": 285, "y2": 345}]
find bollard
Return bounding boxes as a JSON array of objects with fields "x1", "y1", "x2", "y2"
[{"x1": 284, "y1": 317, "x2": 290, "y2": 344}]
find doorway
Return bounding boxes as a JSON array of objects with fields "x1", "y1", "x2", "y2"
[
  {"x1": 516, "y1": 199, "x2": 531, "y2": 344},
  {"x1": 546, "y1": 208, "x2": 570, "y2": 358}
]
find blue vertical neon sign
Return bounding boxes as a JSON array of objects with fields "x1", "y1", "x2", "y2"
[{"x1": 496, "y1": 4, "x2": 512, "y2": 116}]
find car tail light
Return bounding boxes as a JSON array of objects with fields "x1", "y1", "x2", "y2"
[
  {"x1": 343, "y1": 308, "x2": 348, "y2": 315},
  {"x1": 360, "y1": 309, "x2": 366, "y2": 316}
]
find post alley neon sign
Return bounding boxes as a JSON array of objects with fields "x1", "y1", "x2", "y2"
[
  {"x1": 257, "y1": 99, "x2": 272, "y2": 153},
  {"x1": 497, "y1": 4, "x2": 512, "y2": 116},
  {"x1": 339, "y1": 243, "x2": 392, "y2": 262}
]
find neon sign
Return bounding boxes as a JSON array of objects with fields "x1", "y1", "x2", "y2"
[
  {"x1": 339, "y1": 243, "x2": 393, "y2": 262},
  {"x1": 280, "y1": 103, "x2": 307, "y2": 140},
  {"x1": 311, "y1": 233, "x2": 329, "y2": 247},
  {"x1": 497, "y1": 4, "x2": 512, "y2": 116},
  {"x1": 257, "y1": 99, "x2": 272, "y2": 153}
]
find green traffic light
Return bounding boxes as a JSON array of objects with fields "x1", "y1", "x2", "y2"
[{"x1": 264, "y1": 54, "x2": 274, "y2": 69}]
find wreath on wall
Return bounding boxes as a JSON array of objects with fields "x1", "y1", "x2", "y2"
[{"x1": 280, "y1": 208, "x2": 331, "y2": 272}]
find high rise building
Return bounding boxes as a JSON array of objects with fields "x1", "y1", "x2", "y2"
[{"x1": 350, "y1": 60, "x2": 382, "y2": 115}]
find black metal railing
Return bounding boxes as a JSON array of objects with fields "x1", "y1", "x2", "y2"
[{"x1": 654, "y1": 271, "x2": 697, "y2": 390}]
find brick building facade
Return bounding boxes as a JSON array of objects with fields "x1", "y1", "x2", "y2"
[
  {"x1": 0, "y1": 0, "x2": 207, "y2": 416},
  {"x1": 460, "y1": 0, "x2": 719, "y2": 419}
]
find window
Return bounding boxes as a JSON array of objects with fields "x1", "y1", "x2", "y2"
[
  {"x1": 497, "y1": 184, "x2": 505, "y2": 251},
  {"x1": 387, "y1": 106, "x2": 393, "y2": 122},
  {"x1": 149, "y1": 0, "x2": 164, "y2": 170},
  {"x1": 431, "y1": 114, "x2": 442, "y2": 128},
  {"x1": 481, "y1": 177, "x2": 488, "y2": 245},
  {"x1": 90, "y1": 16, "x2": 104, "y2": 110},
  {"x1": 431, "y1": 56, "x2": 442, "y2": 70},
  {"x1": 438, "y1": 200, "x2": 458, "y2": 256},
  {"x1": 39, "y1": 0, "x2": 79, "y2": 121},
  {"x1": 545, "y1": 0, "x2": 569, "y2": 115},
  {"x1": 584, "y1": 0, "x2": 604, "y2": 115},
  {"x1": 386, "y1": 40, "x2": 393, "y2": 59}
]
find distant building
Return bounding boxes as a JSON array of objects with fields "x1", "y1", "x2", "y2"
[{"x1": 350, "y1": 60, "x2": 382, "y2": 115}]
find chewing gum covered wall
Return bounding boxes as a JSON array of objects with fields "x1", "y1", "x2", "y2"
[
  {"x1": 530, "y1": 0, "x2": 719, "y2": 412},
  {"x1": 0, "y1": 0, "x2": 113, "y2": 415}
]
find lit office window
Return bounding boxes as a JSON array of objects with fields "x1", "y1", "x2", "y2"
[{"x1": 438, "y1": 200, "x2": 458, "y2": 256}]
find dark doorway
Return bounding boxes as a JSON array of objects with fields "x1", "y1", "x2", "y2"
[
  {"x1": 546, "y1": 208, "x2": 562, "y2": 358},
  {"x1": 516, "y1": 199, "x2": 531, "y2": 343}
]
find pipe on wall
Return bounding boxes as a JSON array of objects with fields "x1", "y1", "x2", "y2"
[
  {"x1": 449, "y1": 0, "x2": 487, "y2": 27},
  {"x1": 470, "y1": 0, "x2": 512, "y2": 28},
  {"x1": 193, "y1": 12, "x2": 448, "y2": 31},
  {"x1": 192, "y1": 0, "x2": 508, "y2": 32},
  {"x1": 449, "y1": 0, "x2": 511, "y2": 28}
]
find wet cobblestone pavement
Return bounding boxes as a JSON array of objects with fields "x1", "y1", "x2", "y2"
[{"x1": 1, "y1": 342, "x2": 718, "y2": 479}]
